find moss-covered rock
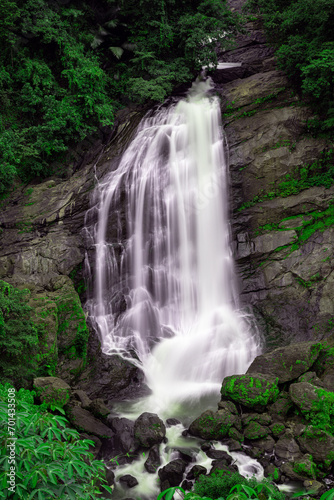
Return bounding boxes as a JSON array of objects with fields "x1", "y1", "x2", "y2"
[
  {"x1": 244, "y1": 421, "x2": 270, "y2": 440},
  {"x1": 188, "y1": 409, "x2": 239, "y2": 440},
  {"x1": 33, "y1": 376, "x2": 71, "y2": 406},
  {"x1": 292, "y1": 454, "x2": 317, "y2": 480},
  {"x1": 241, "y1": 412, "x2": 272, "y2": 427},
  {"x1": 270, "y1": 422, "x2": 286, "y2": 437},
  {"x1": 66, "y1": 404, "x2": 113, "y2": 438},
  {"x1": 268, "y1": 391, "x2": 293, "y2": 421},
  {"x1": 298, "y1": 427, "x2": 334, "y2": 467},
  {"x1": 228, "y1": 427, "x2": 244, "y2": 442},
  {"x1": 289, "y1": 381, "x2": 324, "y2": 413},
  {"x1": 221, "y1": 373, "x2": 279, "y2": 410},
  {"x1": 246, "y1": 341, "x2": 323, "y2": 383}
]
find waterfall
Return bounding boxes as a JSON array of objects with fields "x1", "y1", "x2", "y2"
[{"x1": 85, "y1": 77, "x2": 260, "y2": 417}]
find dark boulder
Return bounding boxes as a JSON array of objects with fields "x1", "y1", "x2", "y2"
[
  {"x1": 119, "y1": 475, "x2": 138, "y2": 488},
  {"x1": 226, "y1": 439, "x2": 242, "y2": 451},
  {"x1": 206, "y1": 449, "x2": 233, "y2": 462},
  {"x1": 134, "y1": 412, "x2": 166, "y2": 448},
  {"x1": 144, "y1": 444, "x2": 161, "y2": 473},
  {"x1": 251, "y1": 435, "x2": 275, "y2": 453},
  {"x1": 186, "y1": 465, "x2": 207, "y2": 480},
  {"x1": 246, "y1": 342, "x2": 323, "y2": 383},
  {"x1": 65, "y1": 405, "x2": 114, "y2": 438},
  {"x1": 166, "y1": 418, "x2": 181, "y2": 426},
  {"x1": 275, "y1": 436, "x2": 303, "y2": 461},
  {"x1": 158, "y1": 459, "x2": 187, "y2": 490},
  {"x1": 107, "y1": 417, "x2": 136, "y2": 454}
]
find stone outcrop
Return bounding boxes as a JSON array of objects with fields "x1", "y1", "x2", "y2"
[
  {"x1": 0, "y1": 104, "x2": 148, "y2": 396},
  {"x1": 218, "y1": 0, "x2": 334, "y2": 346},
  {"x1": 246, "y1": 341, "x2": 323, "y2": 382}
]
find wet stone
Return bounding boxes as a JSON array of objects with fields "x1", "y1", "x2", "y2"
[{"x1": 119, "y1": 475, "x2": 138, "y2": 488}]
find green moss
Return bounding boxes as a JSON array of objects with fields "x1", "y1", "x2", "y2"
[
  {"x1": 293, "y1": 458, "x2": 316, "y2": 479},
  {"x1": 238, "y1": 149, "x2": 334, "y2": 212},
  {"x1": 221, "y1": 374, "x2": 279, "y2": 408}
]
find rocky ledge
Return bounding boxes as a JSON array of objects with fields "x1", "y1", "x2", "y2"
[{"x1": 217, "y1": 0, "x2": 334, "y2": 348}]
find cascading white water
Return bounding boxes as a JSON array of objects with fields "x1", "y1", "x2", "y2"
[{"x1": 85, "y1": 77, "x2": 260, "y2": 417}]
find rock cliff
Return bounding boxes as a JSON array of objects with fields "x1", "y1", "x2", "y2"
[{"x1": 219, "y1": 0, "x2": 334, "y2": 348}]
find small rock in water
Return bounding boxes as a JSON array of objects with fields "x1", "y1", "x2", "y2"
[
  {"x1": 181, "y1": 480, "x2": 193, "y2": 491},
  {"x1": 158, "y1": 459, "x2": 187, "y2": 487},
  {"x1": 166, "y1": 418, "x2": 181, "y2": 426},
  {"x1": 187, "y1": 465, "x2": 207, "y2": 480},
  {"x1": 119, "y1": 475, "x2": 138, "y2": 488},
  {"x1": 206, "y1": 449, "x2": 232, "y2": 463},
  {"x1": 200, "y1": 442, "x2": 212, "y2": 452}
]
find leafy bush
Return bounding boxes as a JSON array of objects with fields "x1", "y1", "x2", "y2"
[
  {"x1": 0, "y1": 0, "x2": 241, "y2": 194},
  {"x1": 190, "y1": 471, "x2": 285, "y2": 500},
  {"x1": 0, "y1": 281, "x2": 41, "y2": 384},
  {"x1": 0, "y1": 384, "x2": 112, "y2": 499}
]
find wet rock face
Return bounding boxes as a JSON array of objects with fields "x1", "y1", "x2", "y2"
[
  {"x1": 217, "y1": 3, "x2": 334, "y2": 345},
  {"x1": 0, "y1": 106, "x2": 146, "y2": 390}
]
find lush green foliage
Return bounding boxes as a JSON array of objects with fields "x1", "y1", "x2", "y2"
[
  {"x1": 0, "y1": 281, "x2": 42, "y2": 384},
  {"x1": 0, "y1": 384, "x2": 112, "y2": 499},
  {"x1": 188, "y1": 471, "x2": 285, "y2": 500},
  {"x1": 244, "y1": 0, "x2": 334, "y2": 134},
  {"x1": 160, "y1": 482, "x2": 334, "y2": 500},
  {"x1": 0, "y1": 0, "x2": 241, "y2": 193}
]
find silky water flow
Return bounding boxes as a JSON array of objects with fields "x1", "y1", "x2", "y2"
[{"x1": 84, "y1": 77, "x2": 262, "y2": 496}]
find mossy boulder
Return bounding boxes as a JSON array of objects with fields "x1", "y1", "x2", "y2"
[
  {"x1": 220, "y1": 373, "x2": 279, "y2": 410},
  {"x1": 268, "y1": 392, "x2": 293, "y2": 421},
  {"x1": 244, "y1": 421, "x2": 270, "y2": 440},
  {"x1": 292, "y1": 454, "x2": 317, "y2": 480},
  {"x1": 33, "y1": 376, "x2": 71, "y2": 406},
  {"x1": 188, "y1": 409, "x2": 239, "y2": 440},
  {"x1": 228, "y1": 427, "x2": 244, "y2": 442},
  {"x1": 66, "y1": 404, "x2": 113, "y2": 439},
  {"x1": 134, "y1": 412, "x2": 166, "y2": 448},
  {"x1": 246, "y1": 342, "x2": 323, "y2": 383},
  {"x1": 297, "y1": 427, "x2": 334, "y2": 467},
  {"x1": 270, "y1": 422, "x2": 285, "y2": 437},
  {"x1": 241, "y1": 413, "x2": 272, "y2": 427},
  {"x1": 289, "y1": 382, "x2": 325, "y2": 413}
]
